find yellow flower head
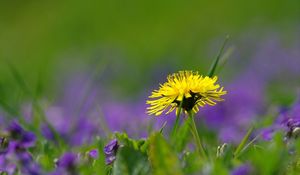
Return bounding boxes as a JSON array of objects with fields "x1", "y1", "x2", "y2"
[{"x1": 147, "y1": 71, "x2": 227, "y2": 116}]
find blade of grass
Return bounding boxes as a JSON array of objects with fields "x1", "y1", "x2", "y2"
[
  {"x1": 0, "y1": 99, "x2": 20, "y2": 117},
  {"x1": 233, "y1": 126, "x2": 254, "y2": 158},
  {"x1": 238, "y1": 133, "x2": 262, "y2": 156},
  {"x1": 159, "y1": 121, "x2": 168, "y2": 134},
  {"x1": 214, "y1": 46, "x2": 234, "y2": 75},
  {"x1": 207, "y1": 35, "x2": 229, "y2": 77},
  {"x1": 96, "y1": 103, "x2": 112, "y2": 137},
  {"x1": 7, "y1": 63, "x2": 32, "y2": 95},
  {"x1": 35, "y1": 69, "x2": 44, "y2": 99},
  {"x1": 7, "y1": 62, "x2": 67, "y2": 150}
]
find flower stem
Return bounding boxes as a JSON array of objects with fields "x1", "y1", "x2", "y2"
[
  {"x1": 187, "y1": 111, "x2": 207, "y2": 159},
  {"x1": 171, "y1": 101, "x2": 183, "y2": 139}
]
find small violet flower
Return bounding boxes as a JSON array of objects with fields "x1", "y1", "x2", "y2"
[
  {"x1": 88, "y1": 149, "x2": 99, "y2": 159},
  {"x1": 7, "y1": 121, "x2": 36, "y2": 148},
  {"x1": 56, "y1": 152, "x2": 78, "y2": 169},
  {"x1": 260, "y1": 96, "x2": 300, "y2": 141},
  {"x1": 104, "y1": 139, "x2": 118, "y2": 165},
  {"x1": 284, "y1": 117, "x2": 300, "y2": 139},
  {"x1": 231, "y1": 164, "x2": 252, "y2": 175}
]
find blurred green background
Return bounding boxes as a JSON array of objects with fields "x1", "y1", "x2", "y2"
[{"x1": 0, "y1": 0, "x2": 299, "y2": 101}]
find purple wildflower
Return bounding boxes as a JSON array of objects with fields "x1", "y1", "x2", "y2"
[
  {"x1": 200, "y1": 75, "x2": 265, "y2": 143},
  {"x1": 104, "y1": 139, "x2": 118, "y2": 165},
  {"x1": 21, "y1": 163, "x2": 41, "y2": 175},
  {"x1": 88, "y1": 149, "x2": 99, "y2": 159},
  {"x1": 102, "y1": 100, "x2": 175, "y2": 138},
  {"x1": 0, "y1": 137, "x2": 9, "y2": 154},
  {"x1": 284, "y1": 117, "x2": 300, "y2": 139},
  {"x1": 20, "y1": 132, "x2": 36, "y2": 148},
  {"x1": 56, "y1": 152, "x2": 78, "y2": 169},
  {"x1": 282, "y1": 96, "x2": 300, "y2": 139},
  {"x1": 7, "y1": 121, "x2": 24, "y2": 140},
  {"x1": 0, "y1": 120, "x2": 42, "y2": 175},
  {"x1": 55, "y1": 152, "x2": 79, "y2": 175},
  {"x1": 260, "y1": 128, "x2": 275, "y2": 141},
  {"x1": 16, "y1": 151, "x2": 33, "y2": 166},
  {"x1": 6, "y1": 121, "x2": 36, "y2": 148},
  {"x1": 0, "y1": 163, "x2": 16, "y2": 175},
  {"x1": 41, "y1": 72, "x2": 103, "y2": 146},
  {"x1": 231, "y1": 164, "x2": 252, "y2": 175},
  {"x1": 259, "y1": 94, "x2": 300, "y2": 141},
  {"x1": 40, "y1": 124, "x2": 55, "y2": 142}
]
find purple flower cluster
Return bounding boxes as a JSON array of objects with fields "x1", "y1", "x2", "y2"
[
  {"x1": 29, "y1": 71, "x2": 176, "y2": 145},
  {"x1": 102, "y1": 101, "x2": 175, "y2": 137},
  {"x1": 285, "y1": 118, "x2": 300, "y2": 139},
  {"x1": 0, "y1": 120, "x2": 41, "y2": 175},
  {"x1": 264, "y1": 96, "x2": 300, "y2": 141},
  {"x1": 7, "y1": 121, "x2": 36, "y2": 148},
  {"x1": 51, "y1": 152, "x2": 79, "y2": 175},
  {"x1": 18, "y1": 73, "x2": 103, "y2": 146},
  {"x1": 0, "y1": 120, "x2": 103, "y2": 174},
  {"x1": 104, "y1": 139, "x2": 119, "y2": 165}
]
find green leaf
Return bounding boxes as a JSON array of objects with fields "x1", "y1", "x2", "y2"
[
  {"x1": 174, "y1": 120, "x2": 190, "y2": 152},
  {"x1": 115, "y1": 132, "x2": 149, "y2": 153},
  {"x1": 246, "y1": 132, "x2": 289, "y2": 174},
  {"x1": 233, "y1": 126, "x2": 254, "y2": 158},
  {"x1": 182, "y1": 151, "x2": 203, "y2": 174},
  {"x1": 113, "y1": 146, "x2": 151, "y2": 175},
  {"x1": 7, "y1": 62, "x2": 32, "y2": 96},
  {"x1": 149, "y1": 133, "x2": 183, "y2": 175}
]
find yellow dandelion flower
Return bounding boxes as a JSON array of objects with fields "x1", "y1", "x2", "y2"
[{"x1": 147, "y1": 70, "x2": 227, "y2": 116}]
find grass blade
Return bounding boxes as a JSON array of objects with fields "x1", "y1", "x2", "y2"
[
  {"x1": 207, "y1": 35, "x2": 229, "y2": 77},
  {"x1": 233, "y1": 126, "x2": 254, "y2": 158},
  {"x1": 159, "y1": 121, "x2": 168, "y2": 134},
  {"x1": 7, "y1": 62, "x2": 67, "y2": 150},
  {"x1": 0, "y1": 98, "x2": 20, "y2": 117}
]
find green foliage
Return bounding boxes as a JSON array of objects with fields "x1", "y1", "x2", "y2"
[
  {"x1": 113, "y1": 146, "x2": 151, "y2": 175},
  {"x1": 109, "y1": 132, "x2": 152, "y2": 175},
  {"x1": 244, "y1": 133, "x2": 289, "y2": 174},
  {"x1": 148, "y1": 132, "x2": 184, "y2": 175},
  {"x1": 77, "y1": 137, "x2": 107, "y2": 175},
  {"x1": 115, "y1": 132, "x2": 149, "y2": 153},
  {"x1": 173, "y1": 120, "x2": 190, "y2": 152},
  {"x1": 182, "y1": 151, "x2": 203, "y2": 174},
  {"x1": 101, "y1": 126, "x2": 300, "y2": 175}
]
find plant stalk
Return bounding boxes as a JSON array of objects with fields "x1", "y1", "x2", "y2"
[
  {"x1": 171, "y1": 101, "x2": 183, "y2": 139},
  {"x1": 188, "y1": 111, "x2": 207, "y2": 159}
]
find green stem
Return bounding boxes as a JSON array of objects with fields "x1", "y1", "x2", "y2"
[
  {"x1": 187, "y1": 111, "x2": 207, "y2": 159},
  {"x1": 171, "y1": 101, "x2": 183, "y2": 139}
]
